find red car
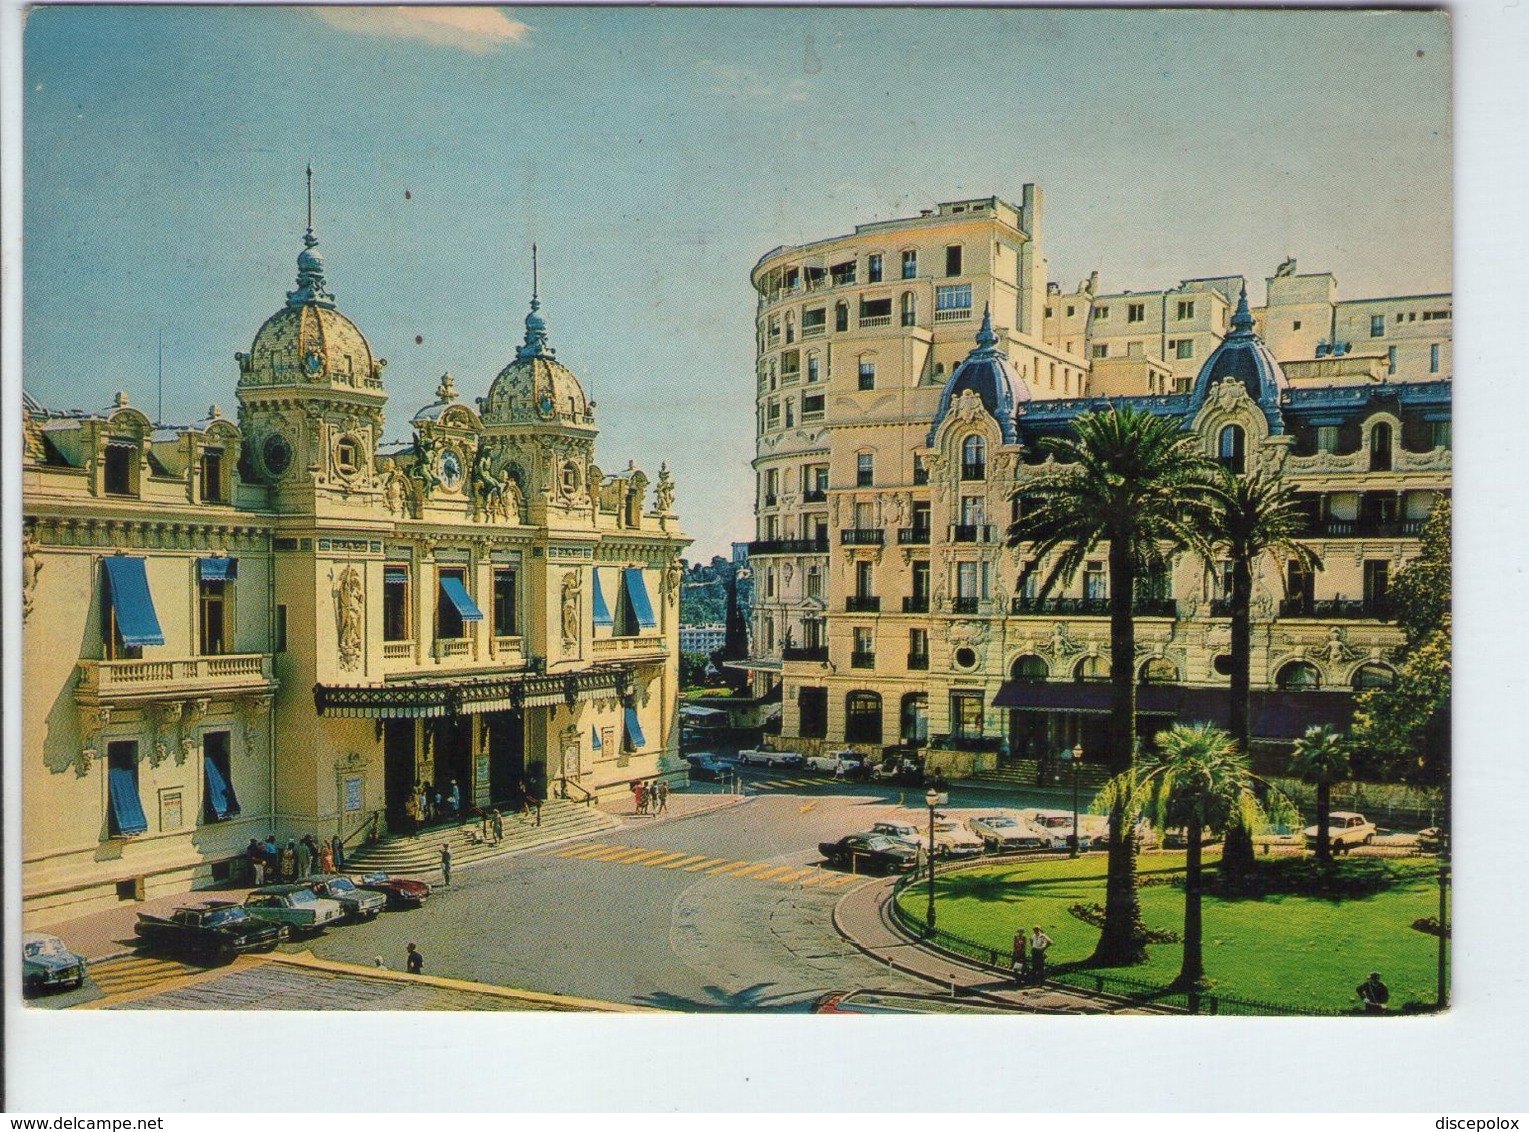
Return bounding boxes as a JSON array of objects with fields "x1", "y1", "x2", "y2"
[{"x1": 351, "y1": 871, "x2": 432, "y2": 909}]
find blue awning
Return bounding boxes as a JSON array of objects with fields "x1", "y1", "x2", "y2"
[
  {"x1": 439, "y1": 576, "x2": 485, "y2": 621},
  {"x1": 203, "y1": 755, "x2": 241, "y2": 820},
  {"x1": 623, "y1": 705, "x2": 646, "y2": 751},
  {"x1": 108, "y1": 765, "x2": 149, "y2": 836},
  {"x1": 592, "y1": 569, "x2": 613, "y2": 627},
  {"x1": 385, "y1": 566, "x2": 408, "y2": 585},
  {"x1": 591, "y1": 726, "x2": 602, "y2": 750},
  {"x1": 198, "y1": 556, "x2": 239, "y2": 582},
  {"x1": 622, "y1": 567, "x2": 657, "y2": 629},
  {"x1": 102, "y1": 556, "x2": 165, "y2": 648}
]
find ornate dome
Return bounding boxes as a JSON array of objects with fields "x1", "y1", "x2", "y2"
[
  {"x1": 238, "y1": 219, "x2": 382, "y2": 391},
  {"x1": 928, "y1": 306, "x2": 1028, "y2": 445},
  {"x1": 1187, "y1": 287, "x2": 1287, "y2": 428},
  {"x1": 481, "y1": 295, "x2": 593, "y2": 427}
]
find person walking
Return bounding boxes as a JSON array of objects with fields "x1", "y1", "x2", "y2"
[
  {"x1": 404, "y1": 794, "x2": 422, "y2": 837},
  {"x1": 262, "y1": 835, "x2": 279, "y2": 879},
  {"x1": 439, "y1": 843, "x2": 452, "y2": 887},
  {"x1": 1028, "y1": 924, "x2": 1054, "y2": 984},
  {"x1": 429, "y1": 785, "x2": 442, "y2": 824},
  {"x1": 635, "y1": 781, "x2": 648, "y2": 816},
  {"x1": 295, "y1": 835, "x2": 313, "y2": 878},
  {"x1": 1011, "y1": 926, "x2": 1029, "y2": 985},
  {"x1": 247, "y1": 839, "x2": 266, "y2": 886},
  {"x1": 318, "y1": 837, "x2": 335, "y2": 875},
  {"x1": 655, "y1": 780, "x2": 669, "y2": 815},
  {"x1": 1356, "y1": 971, "x2": 1390, "y2": 1013},
  {"x1": 331, "y1": 834, "x2": 346, "y2": 873},
  {"x1": 279, "y1": 839, "x2": 298, "y2": 883},
  {"x1": 448, "y1": 779, "x2": 462, "y2": 819},
  {"x1": 405, "y1": 943, "x2": 423, "y2": 975},
  {"x1": 490, "y1": 808, "x2": 504, "y2": 844}
]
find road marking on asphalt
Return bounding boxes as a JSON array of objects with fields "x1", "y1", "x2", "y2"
[
  {"x1": 620, "y1": 849, "x2": 677, "y2": 865},
  {"x1": 772, "y1": 867, "x2": 817, "y2": 884},
  {"x1": 706, "y1": 860, "x2": 752, "y2": 875},
  {"x1": 641, "y1": 851, "x2": 690, "y2": 867},
  {"x1": 681, "y1": 857, "x2": 727, "y2": 871},
  {"x1": 589, "y1": 845, "x2": 644, "y2": 861},
  {"x1": 555, "y1": 843, "x2": 615, "y2": 858},
  {"x1": 660, "y1": 854, "x2": 711, "y2": 869},
  {"x1": 821, "y1": 874, "x2": 860, "y2": 888},
  {"x1": 727, "y1": 862, "x2": 774, "y2": 878},
  {"x1": 77, "y1": 954, "x2": 248, "y2": 1008},
  {"x1": 748, "y1": 865, "x2": 796, "y2": 881},
  {"x1": 799, "y1": 801, "x2": 817, "y2": 813}
]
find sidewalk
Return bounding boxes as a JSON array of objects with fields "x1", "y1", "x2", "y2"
[
  {"x1": 831, "y1": 874, "x2": 1167, "y2": 1014},
  {"x1": 601, "y1": 784, "x2": 752, "y2": 823}
]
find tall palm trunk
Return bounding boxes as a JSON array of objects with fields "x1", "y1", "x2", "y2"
[
  {"x1": 1177, "y1": 810, "x2": 1206, "y2": 988},
  {"x1": 1094, "y1": 537, "x2": 1147, "y2": 965},
  {"x1": 1315, "y1": 778, "x2": 1332, "y2": 863},
  {"x1": 1221, "y1": 554, "x2": 1257, "y2": 876}
]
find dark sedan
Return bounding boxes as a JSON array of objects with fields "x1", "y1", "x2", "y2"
[
  {"x1": 817, "y1": 834, "x2": 919, "y2": 874},
  {"x1": 351, "y1": 871, "x2": 433, "y2": 909}
]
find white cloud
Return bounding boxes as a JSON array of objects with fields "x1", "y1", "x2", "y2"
[
  {"x1": 312, "y1": 7, "x2": 530, "y2": 55},
  {"x1": 698, "y1": 60, "x2": 811, "y2": 105}
]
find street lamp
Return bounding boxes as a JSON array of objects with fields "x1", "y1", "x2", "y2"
[
  {"x1": 925, "y1": 786, "x2": 940, "y2": 934},
  {"x1": 1059, "y1": 743, "x2": 1083, "y2": 858}
]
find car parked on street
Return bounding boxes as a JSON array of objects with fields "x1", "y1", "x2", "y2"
[
  {"x1": 967, "y1": 813, "x2": 1047, "y2": 853},
  {"x1": 351, "y1": 871, "x2": 433, "y2": 909},
  {"x1": 1163, "y1": 827, "x2": 1225, "y2": 849},
  {"x1": 242, "y1": 885, "x2": 345, "y2": 935},
  {"x1": 803, "y1": 750, "x2": 865, "y2": 776},
  {"x1": 870, "y1": 820, "x2": 923, "y2": 853},
  {"x1": 684, "y1": 753, "x2": 732, "y2": 782},
  {"x1": 298, "y1": 874, "x2": 386, "y2": 921},
  {"x1": 1304, "y1": 811, "x2": 1377, "y2": 851},
  {"x1": 1416, "y1": 827, "x2": 1446, "y2": 854},
  {"x1": 1019, "y1": 808, "x2": 1092, "y2": 852},
  {"x1": 23, "y1": 932, "x2": 87, "y2": 995},
  {"x1": 737, "y1": 748, "x2": 804, "y2": 769},
  {"x1": 135, "y1": 900, "x2": 286, "y2": 963},
  {"x1": 817, "y1": 834, "x2": 918, "y2": 874},
  {"x1": 932, "y1": 817, "x2": 985, "y2": 858}
]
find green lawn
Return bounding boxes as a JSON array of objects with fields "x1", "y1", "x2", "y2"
[{"x1": 895, "y1": 852, "x2": 1446, "y2": 1013}]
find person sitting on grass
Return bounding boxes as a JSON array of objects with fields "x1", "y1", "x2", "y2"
[{"x1": 1356, "y1": 971, "x2": 1389, "y2": 1013}]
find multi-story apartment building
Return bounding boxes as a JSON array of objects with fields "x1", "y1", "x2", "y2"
[
  {"x1": 748, "y1": 192, "x2": 1449, "y2": 778},
  {"x1": 22, "y1": 202, "x2": 688, "y2": 923}
]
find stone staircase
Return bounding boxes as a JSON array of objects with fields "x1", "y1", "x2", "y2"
[
  {"x1": 961, "y1": 759, "x2": 1112, "y2": 794},
  {"x1": 344, "y1": 799, "x2": 620, "y2": 876}
]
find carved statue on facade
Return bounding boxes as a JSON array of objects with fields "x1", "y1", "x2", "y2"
[
  {"x1": 411, "y1": 431, "x2": 441, "y2": 498},
  {"x1": 1308, "y1": 625, "x2": 1363, "y2": 668},
  {"x1": 501, "y1": 470, "x2": 525, "y2": 523},
  {"x1": 560, "y1": 571, "x2": 581, "y2": 653},
  {"x1": 662, "y1": 558, "x2": 683, "y2": 606},
  {"x1": 21, "y1": 527, "x2": 41, "y2": 621},
  {"x1": 655, "y1": 462, "x2": 674, "y2": 513},
  {"x1": 1040, "y1": 621, "x2": 1084, "y2": 659},
  {"x1": 382, "y1": 462, "x2": 408, "y2": 515},
  {"x1": 335, "y1": 565, "x2": 364, "y2": 670}
]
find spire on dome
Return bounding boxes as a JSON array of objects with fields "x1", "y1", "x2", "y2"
[
  {"x1": 516, "y1": 244, "x2": 555, "y2": 360},
  {"x1": 286, "y1": 165, "x2": 336, "y2": 309},
  {"x1": 973, "y1": 303, "x2": 1001, "y2": 354},
  {"x1": 1228, "y1": 285, "x2": 1255, "y2": 337}
]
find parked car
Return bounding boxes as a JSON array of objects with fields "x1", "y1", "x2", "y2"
[
  {"x1": 23, "y1": 932, "x2": 87, "y2": 995},
  {"x1": 1019, "y1": 808, "x2": 1092, "y2": 852},
  {"x1": 351, "y1": 870, "x2": 433, "y2": 909},
  {"x1": 804, "y1": 750, "x2": 865, "y2": 776},
  {"x1": 685, "y1": 753, "x2": 732, "y2": 782},
  {"x1": 967, "y1": 814, "x2": 1047, "y2": 853},
  {"x1": 1416, "y1": 827, "x2": 1446, "y2": 854},
  {"x1": 737, "y1": 747, "x2": 804, "y2": 769},
  {"x1": 299, "y1": 874, "x2": 386, "y2": 921},
  {"x1": 817, "y1": 834, "x2": 919, "y2": 874},
  {"x1": 932, "y1": 817, "x2": 984, "y2": 858},
  {"x1": 242, "y1": 885, "x2": 345, "y2": 935},
  {"x1": 135, "y1": 900, "x2": 286, "y2": 963},
  {"x1": 870, "y1": 820, "x2": 924, "y2": 853},
  {"x1": 1304, "y1": 811, "x2": 1377, "y2": 850},
  {"x1": 1162, "y1": 828, "x2": 1225, "y2": 849}
]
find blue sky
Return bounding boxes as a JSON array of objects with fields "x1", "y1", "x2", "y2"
[{"x1": 23, "y1": 6, "x2": 1451, "y2": 559}]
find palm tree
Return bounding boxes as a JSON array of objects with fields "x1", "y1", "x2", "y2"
[
  {"x1": 1288, "y1": 723, "x2": 1351, "y2": 863},
  {"x1": 1009, "y1": 405, "x2": 1219, "y2": 965},
  {"x1": 1204, "y1": 467, "x2": 1321, "y2": 873},
  {"x1": 1116, "y1": 721, "x2": 1290, "y2": 989}
]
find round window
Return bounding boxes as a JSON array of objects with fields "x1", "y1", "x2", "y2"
[
  {"x1": 262, "y1": 433, "x2": 292, "y2": 477},
  {"x1": 954, "y1": 646, "x2": 977, "y2": 669},
  {"x1": 1213, "y1": 654, "x2": 1235, "y2": 676}
]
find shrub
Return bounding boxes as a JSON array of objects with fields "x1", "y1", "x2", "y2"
[{"x1": 1207, "y1": 856, "x2": 1410, "y2": 900}]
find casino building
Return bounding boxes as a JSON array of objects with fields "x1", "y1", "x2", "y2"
[
  {"x1": 745, "y1": 190, "x2": 1449, "y2": 782},
  {"x1": 22, "y1": 197, "x2": 688, "y2": 923}
]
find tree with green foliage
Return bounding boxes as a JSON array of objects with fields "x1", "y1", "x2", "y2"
[
  {"x1": 1204, "y1": 467, "x2": 1322, "y2": 874},
  {"x1": 1104, "y1": 721, "x2": 1291, "y2": 989},
  {"x1": 1287, "y1": 723, "x2": 1352, "y2": 863},
  {"x1": 1009, "y1": 405, "x2": 1219, "y2": 965},
  {"x1": 1350, "y1": 497, "x2": 1450, "y2": 785}
]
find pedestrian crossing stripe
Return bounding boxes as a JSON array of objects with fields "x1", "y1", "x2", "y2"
[
  {"x1": 87, "y1": 955, "x2": 198, "y2": 994},
  {"x1": 539, "y1": 842, "x2": 868, "y2": 889}
]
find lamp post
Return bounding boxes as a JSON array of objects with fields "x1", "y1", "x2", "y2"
[
  {"x1": 925, "y1": 787, "x2": 940, "y2": 934},
  {"x1": 1061, "y1": 743, "x2": 1082, "y2": 858}
]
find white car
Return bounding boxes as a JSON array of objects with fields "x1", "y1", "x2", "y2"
[
  {"x1": 1018, "y1": 808, "x2": 1092, "y2": 851},
  {"x1": 932, "y1": 817, "x2": 984, "y2": 858},
  {"x1": 737, "y1": 748, "x2": 804, "y2": 769},
  {"x1": 871, "y1": 820, "x2": 923, "y2": 853},
  {"x1": 804, "y1": 750, "x2": 864, "y2": 775},
  {"x1": 967, "y1": 813, "x2": 1046, "y2": 853},
  {"x1": 1305, "y1": 811, "x2": 1377, "y2": 850}
]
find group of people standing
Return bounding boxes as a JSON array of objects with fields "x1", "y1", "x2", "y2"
[
  {"x1": 630, "y1": 779, "x2": 669, "y2": 816},
  {"x1": 402, "y1": 779, "x2": 464, "y2": 836},
  {"x1": 246, "y1": 832, "x2": 345, "y2": 886}
]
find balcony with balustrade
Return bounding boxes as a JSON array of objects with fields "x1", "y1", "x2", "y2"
[
  {"x1": 902, "y1": 595, "x2": 930, "y2": 614},
  {"x1": 949, "y1": 524, "x2": 994, "y2": 544},
  {"x1": 1278, "y1": 598, "x2": 1395, "y2": 620},
  {"x1": 1009, "y1": 597, "x2": 1178, "y2": 617},
  {"x1": 897, "y1": 527, "x2": 931, "y2": 545},
  {"x1": 841, "y1": 528, "x2": 885, "y2": 547},
  {"x1": 782, "y1": 645, "x2": 830, "y2": 662},
  {"x1": 850, "y1": 650, "x2": 876, "y2": 669},
  {"x1": 76, "y1": 653, "x2": 277, "y2": 705},
  {"x1": 845, "y1": 595, "x2": 881, "y2": 613}
]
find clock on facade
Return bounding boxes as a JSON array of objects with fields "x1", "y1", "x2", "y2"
[
  {"x1": 262, "y1": 433, "x2": 293, "y2": 477},
  {"x1": 439, "y1": 448, "x2": 463, "y2": 490}
]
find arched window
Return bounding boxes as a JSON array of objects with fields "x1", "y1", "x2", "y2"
[
  {"x1": 1074, "y1": 655, "x2": 1108, "y2": 683},
  {"x1": 1011, "y1": 655, "x2": 1048, "y2": 682},
  {"x1": 784, "y1": 311, "x2": 795, "y2": 344},
  {"x1": 845, "y1": 691, "x2": 883, "y2": 745},
  {"x1": 1276, "y1": 660, "x2": 1322, "y2": 691},
  {"x1": 900, "y1": 693, "x2": 928, "y2": 744},
  {"x1": 834, "y1": 302, "x2": 849, "y2": 333},
  {"x1": 900, "y1": 291, "x2": 916, "y2": 327},
  {"x1": 1139, "y1": 657, "x2": 1180, "y2": 685},
  {"x1": 1217, "y1": 424, "x2": 1246, "y2": 474},
  {"x1": 1351, "y1": 663, "x2": 1395, "y2": 690},
  {"x1": 961, "y1": 435, "x2": 986, "y2": 480},
  {"x1": 1370, "y1": 422, "x2": 1393, "y2": 471}
]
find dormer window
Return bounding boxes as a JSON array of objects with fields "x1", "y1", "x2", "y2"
[
  {"x1": 335, "y1": 438, "x2": 359, "y2": 476},
  {"x1": 200, "y1": 448, "x2": 225, "y2": 503},
  {"x1": 1217, "y1": 425, "x2": 1246, "y2": 474},
  {"x1": 103, "y1": 441, "x2": 135, "y2": 495}
]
